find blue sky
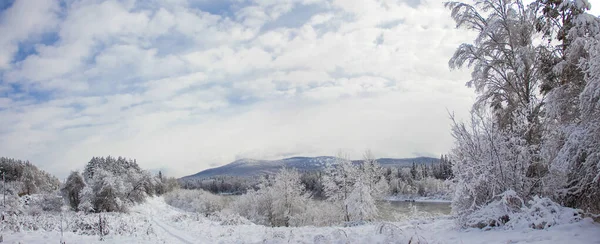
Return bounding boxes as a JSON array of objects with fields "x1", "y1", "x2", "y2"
[{"x1": 0, "y1": 0, "x2": 544, "y2": 177}]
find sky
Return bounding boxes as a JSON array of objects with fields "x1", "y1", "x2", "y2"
[{"x1": 1, "y1": 0, "x2": 597, "y2": 178}]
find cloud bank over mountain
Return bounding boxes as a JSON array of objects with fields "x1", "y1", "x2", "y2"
[{"x1": 0, "y1": 0, "x2": 480, "y2": 177}]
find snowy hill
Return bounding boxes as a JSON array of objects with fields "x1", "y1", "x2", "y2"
[{"x1": 182, "y1": 156, "x2": 438, "y2": 179}]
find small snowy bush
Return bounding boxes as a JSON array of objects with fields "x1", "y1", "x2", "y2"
[
  {"x1": 207, "y1": 211, "x2": 253, "y2": 225},
  {"x1": 292, "y1": 200, "x2": 344, "y2": 227},
  {"x1": 164, "y1": 189, "x2": 226, "y2": 214},
  {"x1": 231, "y1": 188, "x2": 272, "y2": 226},
  {"x1": 507, "y1": 196, "x2": 583, "y2": 229},
  {"x1": 232, "y1": 168, "x2": 311, "y2": 227},
  {"x1": 37, "y1": 194, "x2": 65, "y2": 212},
  {"x1": 462, "y1": 190, "x2": 523, "y2": 229},
  {"x1": 2, "y1": 211, "x2": 155, "y2": 238},
  {"x1": 461, "y1": 190, "x2": 583, "y2": 230}
]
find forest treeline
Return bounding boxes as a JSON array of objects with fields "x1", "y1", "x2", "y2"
[
  {"x1": 167, "y1": 152, "x2": 453, "y2": 227},
  {"x1": 179, "y1": 155, "x2": 454, "y2": 199},
  {"x1": 0, "y1": 156, "x2": 179, "y2": 214},
  {"x1": 0, "y1": 153, "x2": 450, "y2": 228}
]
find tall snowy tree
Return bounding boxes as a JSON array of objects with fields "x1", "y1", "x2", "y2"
[
  {"x1": 446, "y1": 0, "x2": 544, "y2": 140},
  {"x1": 446, "y1": 0, "x2": 548, "y2": 224},
  {"x1": 322, "y1": 152, "x2": 386, "y2": 222},
  {"x1": 447, "y1": 0, "x2": 600, "y2": 224},
  {"x1": 359, "y1": 150, "x2": 389, "y2": 199},
  {"x1": 539, "y1": 5, "x2": 600, "y2": 214},
  {"x1": 347, "y1": 176, "x2": 378, "y2": 222},
  {"x1": 323, "y1": 155, "x2": 357, "y2": 222},
  {"x1": 269, "y1": 168, "x2": 309, "y2": 227},
  {"x1": 61, "y1": 171, "x2": 86, "y2": 211},
  {"x1": 22, "y1": 164, "x2": 38, "y2": 195}
]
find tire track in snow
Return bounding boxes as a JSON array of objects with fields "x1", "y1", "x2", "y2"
[{"x1": 151, "y1": 217, "x2": 196, "y2": 244}]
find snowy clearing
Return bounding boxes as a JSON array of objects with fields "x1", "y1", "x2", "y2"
[
  {"x1": 3, "y1": 197, "x2": 599, "y2": 243},
  {"x1": 385, "y1": 196, "x2": 452, "y2": 203}
]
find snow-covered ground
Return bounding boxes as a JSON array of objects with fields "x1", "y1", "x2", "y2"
[
  {"x1": 385, "y1": 195, "x2": 452, "y2": 203},
  {"x1": 3, "y1": 197, "x2": 599, "y2": 243}
]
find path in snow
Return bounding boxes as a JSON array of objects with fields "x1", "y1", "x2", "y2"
[
  {"x1": 131, "y1": 197, "x2": 203, "y2": 243},
  {"x1": 151, "y1": 217, "x2": 196, "y2": 244}
]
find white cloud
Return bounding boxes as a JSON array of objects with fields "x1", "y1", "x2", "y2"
[
  {"x1": 0, "y1": 0, "x2": 475, "y2": 178},
  {"x1": 0, "y1": 0, "x2": 60, "y2": 69}
]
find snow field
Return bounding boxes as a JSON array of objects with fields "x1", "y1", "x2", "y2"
[{"x1": 2, "y1": 196, "x2": 599, "y2": 243}]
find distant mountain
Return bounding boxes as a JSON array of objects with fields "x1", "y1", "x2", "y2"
[{"x1": 181, "y1": 156, "x2": 439, "y2": 179}]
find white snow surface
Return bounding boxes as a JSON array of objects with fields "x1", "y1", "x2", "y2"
[
  {"x1": 3, "y1": 197, "x2": 599, "y2": 244},
  {"x1": 385, "y1": 195, "x2": 452, "y2": 203}
]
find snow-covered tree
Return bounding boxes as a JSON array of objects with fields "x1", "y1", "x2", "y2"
[
  {"x1": 549, "y1": 14, "x2": 600, "y2": 214},
  {"x1": 446, "y1": 0, "x2": 544, "y2": 140},
  {"x1": 446, "y1": 0, "x2": 550, "y2": 224},
  {"x1": 322, "y1": 152, "x2": 386, "y2": 222},
  {"x1": 232, "y1": 176, "x2": 274, "y2": 226},
  {"x1": 322, "y1": 155, "x2": 358, "y2": 222},
  {"x1": 82, "y1": 156, "x2": 156, "y2": 212},
  {"x1": 447, "y1": 0, "x2": 600, "y2": 223},
  {"x1": 450, "y1": 109, "x2": 538, "y2": 225},
  {"x1": 232, "y1": 168, "x2": 309, "y2": 227},
  {"x1": 61, "y1": 171, "x2": 86, "y2": 211},
  {"x1": 164, "y1": 189, "x2": 225, "y2": 214},
  {"x1": 87, "y1": 168, "x2": 127, "y2": 212},
  {"x1": 154, "y1": 171, "x2": 180, "y2": 195},
  {"x1": 22, "y1": 165, "x2": 38, "y2": 195},
  {"x1": 79, "y1": 185, "x2": 95, "y2": 213},
  {"x1": 269, "y1": 168, "x2": 309, "y2": 227},
  {"x1": 0, "y1": 158, "x2": 60, "y2": 195},
  {"x1": 347, "y1": 176, "x2": 378, "y2": 222},
  {"x1": 358, "y1": 151, "x2": 389, "y2": 199}
]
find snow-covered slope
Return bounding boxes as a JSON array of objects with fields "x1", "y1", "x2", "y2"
[{"x1": 182, "y1": 156, "x2": 438, "y2": 179}]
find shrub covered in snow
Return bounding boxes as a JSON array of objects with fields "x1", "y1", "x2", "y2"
[
  {"x1": 1, "y1": 194, "x2": 156, "y2": 238},
  {"x1": 2, "y1": 211, "x2": 155, "y2": 237},
  {"x1": 27, "y1": 194, "x2": 65, "y2": 212},
  {"x1": 461, "y1": 190, "x2": 524, "y2": 229},
  {"x1": 461, "y1": 190, "x2": 583, "y2": 230},
  {"x1": 82, "y1": 156, "x2": 159, "y2": 213},
  {"x1": 207, "y1": 211, "x2": 254, "y2": 226},
  {"x1": 164, "y1": 189, "x2": 226, "y2": 214},
  {"x1": 322, "y1": 153, "x2": 389, "y2": 223},
  {"x1": 508, "y1": 196, "x2": 583, "y2": 229},
  {"x1": 231, "y1": 188, "x2": 272, "y2": 226},
  {"x1": 231, "y1": 168, "x2": 310, "y2": 227}
]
